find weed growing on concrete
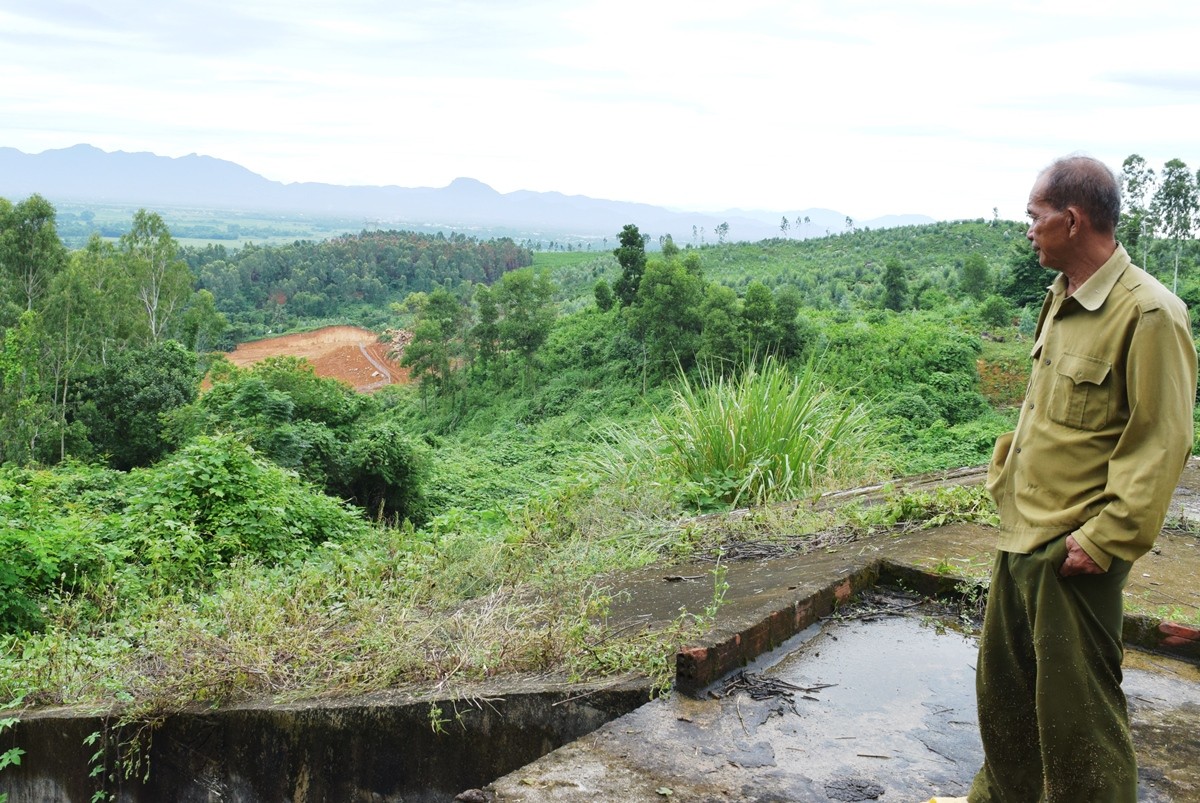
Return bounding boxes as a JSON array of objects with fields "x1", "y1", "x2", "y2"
[
  {"x1": 0, "y1": 696, "x2": 25, "y2": 803},
  {"x1": 953, "y1": 576, "x2": 990, "y2": 631},
  {"x1": 427, "y1": 703, "x2": 449, "y2": 735},
  {"x1": 842, "y1": 484, "x2": 997, "y2": 535},
  {"x1": 565, "y1": 563, "x2": 731, "y2": 698}
]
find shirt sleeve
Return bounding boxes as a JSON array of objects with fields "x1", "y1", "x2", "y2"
[{"x1": 1074, "y1": 303, "x2": 1197, "y2": 569}]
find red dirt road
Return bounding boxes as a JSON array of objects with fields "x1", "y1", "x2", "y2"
[{"x1": 224, "y1": 326, "x2": 409, "y2": 393}]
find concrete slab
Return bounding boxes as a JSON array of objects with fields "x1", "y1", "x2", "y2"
[
  {"x1": 486, "y1": 461, "x2": 1200, "y2": 802},
  {"x1": 488, "y1": 609, "x2": 1200, "y2": 802}
]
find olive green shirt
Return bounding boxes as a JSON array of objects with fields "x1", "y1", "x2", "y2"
[{"x1": 986, "y1": 245, "x2": 1197, "y2": 570}]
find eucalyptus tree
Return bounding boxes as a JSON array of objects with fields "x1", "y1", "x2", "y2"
[
  {"x1": 696, "y1": 283, "x2": 742, "y2": 370},
  {"x1": 882, "y1": 259, "x2": 909, "y2": 311},
  {"x1": 742, "y1": 280, "x2": 776, "y2": 349},
  {"x1": 628, "y1": 255, "x2": 705, "y2": 378},
  {"x1": 0, "y1": 310, "x2": 52, "y2": 463},
  {"x1": 960, "y1": 252, "x2": 993, "y2": 301},
  {"x1": 400, "y1": 287, "x2": 468, "y2": 406},
  {"x1": 1118, "y1": 154, "x2": 1156, "y2": 265},
  {"x1": 1150, "y1": 158, "x2": 1198, "y2": 292},
  {"x1": 0, "y1": 194, "x2": 68, "y2": 314},
  {"x1": 39, "y1": 236, "x2": 141, "y2": 460},
  {"x1": 119, "y1": 209, "x2": 195, "y2": 341}
]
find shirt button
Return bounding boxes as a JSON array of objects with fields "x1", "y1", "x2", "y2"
[
  {"x1": 1015, "y1": 447, "x2": 1022, "y2": 454},
  {"x1": 1044, "y1": 359, "x2": 1051, "y2": 365}
]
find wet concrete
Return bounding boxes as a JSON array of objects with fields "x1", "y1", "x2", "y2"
[
  {"x1": 489, "y1": 610, "x2": 1200, "y2": 802},
  {"x1": 1, "y1": 681, "x2": 652, "y2": 802},
  {"x1": 487, "y1": 461, "x2": 1200, "y2": 802}
]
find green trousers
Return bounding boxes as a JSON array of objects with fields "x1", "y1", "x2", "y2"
[{"x1": 968, "y1": 536, "x2": 1135, "y2": 803}]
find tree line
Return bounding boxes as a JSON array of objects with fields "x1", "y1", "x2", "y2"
[
  {"x1": 1117, "y1": 154, "x2": 1200, "y2": 292},
  {"x1": 184, "y1": 230, "x2": 532, "y2": 338},
  {"x1": 0, "y1": 198, "x2": 227, "y2": 467}
]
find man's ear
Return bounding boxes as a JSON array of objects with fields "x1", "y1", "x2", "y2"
[{"x1": 1064, "y1": 205, "x2": 1083, "y2": 237}]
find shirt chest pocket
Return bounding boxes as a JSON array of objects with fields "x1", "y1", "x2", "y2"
[{"x1": 1049, "y1": 352, "x2": 1113, "y2": 431}]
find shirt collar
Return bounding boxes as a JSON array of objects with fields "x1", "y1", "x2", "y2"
[{"x1": 1049, "y1": 244, "x2": 1131, "y2": 311}]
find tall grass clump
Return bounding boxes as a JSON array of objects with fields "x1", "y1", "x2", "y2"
[{"x1": 659, "y1": 357, "x2": 888, "y2": 508}]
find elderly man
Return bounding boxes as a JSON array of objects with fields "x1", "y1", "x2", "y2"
[{"x1": 929, "y1": 156, "x2": 1197, "y2": 803}]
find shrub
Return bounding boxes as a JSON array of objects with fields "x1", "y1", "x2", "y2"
[
  {"x1": 118, "y1": 434, "x2": 369, "y2": 592},
  {"x1": 884, "y1": 391, "x2": 939, "y2": 429},
  {"x1": 0, "y1": 466, "x2": 120, "y2": 633},
  {"x1": 332, "y1": 420, "x2": 431, "y2": 524},
  {"x1": 978, "y1": 294, "x2": 1015, "y2": 328}
]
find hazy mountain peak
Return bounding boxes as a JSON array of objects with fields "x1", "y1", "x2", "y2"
[{"x1": 0, "y1": 144, "x2": 934, "y2": 241}]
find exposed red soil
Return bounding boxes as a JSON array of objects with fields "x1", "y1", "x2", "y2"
[{"x1": 224, "y1": 325, "x2": 410, "y2": 393}]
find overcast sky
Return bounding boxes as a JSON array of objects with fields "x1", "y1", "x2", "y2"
[{"x1": 3, "y1": 0, "x2": 1199, "y2": 222}]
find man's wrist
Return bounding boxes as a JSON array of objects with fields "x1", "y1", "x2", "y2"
[{"x1": 1072, "y1": 531, "x2": 1112, "y2": 571}]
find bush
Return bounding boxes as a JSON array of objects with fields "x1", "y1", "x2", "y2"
[
  {"x1": 884, "y1": 391, "x2": 939, "y2": 429},
  {"x1": 118, "y1": 434, "x2": 370, "y2": 593},
  {"x1": 332, "y1": 420, "x2": 431, "y2": 524},
  {"x1": 71, "y1": 341, "x2": 200, "y2": 469},
  {"x1": 978, "y1": 294, "x2": 1015, "y2": 328},
  {"x1": 0, "y1": 466, "x2": 119, "y2": 634}
]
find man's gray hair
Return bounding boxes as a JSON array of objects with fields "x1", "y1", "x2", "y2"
[{"x1": 1038, "y1": 155, "x2": 1121, "y2": 234}]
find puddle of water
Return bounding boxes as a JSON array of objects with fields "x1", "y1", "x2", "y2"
[{"x1": 745, "y1": 613, "x2": 982, "y2": 801}]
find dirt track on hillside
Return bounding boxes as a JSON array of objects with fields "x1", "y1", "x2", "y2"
[{"x1": 224, "y1": 326, "x2": 409, "y2": 392}]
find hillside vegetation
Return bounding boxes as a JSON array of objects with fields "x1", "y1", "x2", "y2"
[{"x1": 2, "y1": 154, "x2": 1199, "y2": 736}]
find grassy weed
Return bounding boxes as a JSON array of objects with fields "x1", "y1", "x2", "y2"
[{"x1": 655, "y1": 358, "x2": 889, "y2": 509}]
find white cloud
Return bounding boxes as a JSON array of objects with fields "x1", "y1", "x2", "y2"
[{"x1": 3, "y1": 0, "x2": 1200, "y2": 221}]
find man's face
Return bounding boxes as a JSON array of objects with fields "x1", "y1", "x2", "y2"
[{"x1": 1026, "y1": 179, "x2": 1070, "y2": 270}]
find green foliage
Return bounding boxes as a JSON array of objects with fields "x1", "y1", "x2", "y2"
[
  {"x1": 882, "y1": 258, "x2": 909, "y2": 311},
  {"x1": 612, "y1": 224, "x2": 647, "y2": 306},
  {"x1": 1151, "y1": 158, "x2": 1199, "y2": 292},
  {"x1": 593, "y1": 278, "x2": 615, "y2": 311},
  {"x1": 72, "y1": 340, "x2": 199, "y2": 470},
  {"x1": 846, "y1": 484, "x2": 998, "y2": 532},
  {"x1": 0, "y1": 695, "x2": 25, "y2": 802},
  {"x1": 0, "y1": 310, "x2": 53, "y2": 464},
  {"x1": 249, "y1": 356, "x2": 366, "y2": 426},
  {"x1": 999, "y1": 236, "x2": 1048, "y2": 308},
  {"x1": 697, "y1": 220, "x2": 1028, "y2": 311},
  {"x1": 0, "y1": 463, "x2": 124, "y2": 633},
  {"x1": 119, "y1": 435, "x2": 370, "y2": 592},
  {"x1": 960, "y1": 252, "x2": 993, "y2": 301},
  {"x1": 657, "y1": 358, "x2": 887, "y2": 508},
  {"x1": 166, "y1": 358, "x2": 431, "y2": 521},
  {"x1": 627, "y1": 255, "x2": 705, "y2": 376},
  {"x1": 0, "y1": 433, "x2": 374, "y2": 637},
  {"x1": 119, "y1": 210, "x2": 195, "y2": 342},
  {"x1": 185, "y1": 230, "x2": 533, "y2": 336},
  {"x1": 816, "y1": 309, "x2": 987, "y2": 425},
  {"x1": 978, "y1": 294, "x2": 1015, "y2": 328},
  {"x1": 0, "y1": 193, "x2": 68, "y2": 315},
  {"x1": 893, "y1": 408, "x2": 1018, "y2": 474},
  {"x1": 401, "y1": 287, "x2": 468, "y2": 403},
  {"x1": 490, "y1": 268, "x2": 557, "y2": 386},
  {"x1": 332, "y1": 419, "x2": 431, "y2": 523}
]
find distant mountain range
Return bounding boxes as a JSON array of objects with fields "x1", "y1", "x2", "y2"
[{"x1": 0, "y1": 144, "x2": 935, "y2": 242}]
